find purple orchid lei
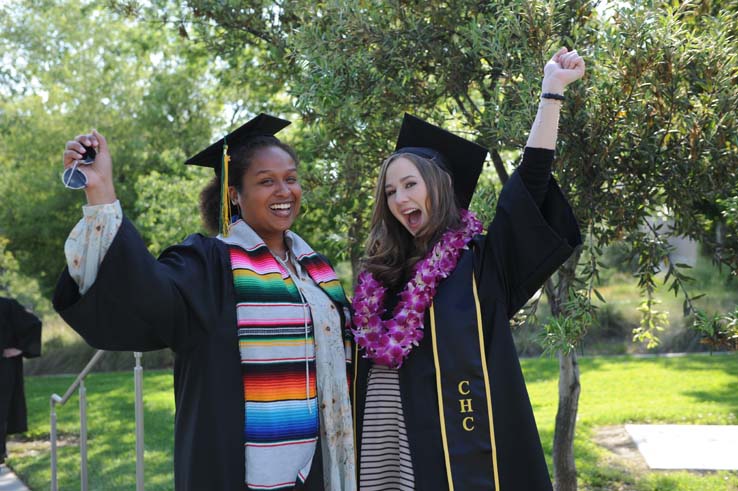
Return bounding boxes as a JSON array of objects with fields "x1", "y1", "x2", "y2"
[{"x1": 351, "y1": 209, "x2": 484, "y2": 368}]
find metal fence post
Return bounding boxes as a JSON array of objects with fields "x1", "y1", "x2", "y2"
[
  {"x1": 50, "y1": 395, "x2": 61, "y2": 491},
  {"x1": 48, "y1": 349, "x2": 148, "y2": 490},
  {"x1": 79, "y1": 380, "x2": 88, "y2": 491},
  {"x1": 134, "y1": 352, "x2": 145, "y2": 491}
]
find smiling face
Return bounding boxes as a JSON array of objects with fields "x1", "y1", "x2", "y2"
[
  {"x1": 230, "y1": 145, "x2": 302, "y2": 244},
  {"x1": 384, "y1": 156, "x2": 430, "y2": 236}
]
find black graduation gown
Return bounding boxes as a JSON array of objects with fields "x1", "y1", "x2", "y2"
[
  {"x1": 354, "y1": 170, "x2": 581, "y2": 490},
  {"x1": 53, "y1": 219, "x2": 330, "y2": 491},
  {"x1": 0, "y1": 297, "x2": 42, "y2": 451}
]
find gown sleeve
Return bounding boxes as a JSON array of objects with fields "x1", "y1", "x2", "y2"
[
  {"x1": 53, "y1": 215, "x2": 231, "y2": 354},
  {"x1": 9, "y1": 300, "x2": 42, "y2": 358},
  {"x1": 481, "y1": 147, "x2": 582, "y2": 318}
]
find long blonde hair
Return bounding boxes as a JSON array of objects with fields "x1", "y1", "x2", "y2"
[{"x1": 361, "y1": 152, "x2": 460, "y2": 290}]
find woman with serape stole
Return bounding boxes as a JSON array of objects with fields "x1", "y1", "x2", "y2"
[
  {"x1": 352, "y1": 47, "x2": 585, "y2": 490},
  {"x1": 54, "y1": 114, "x2": 356, "y2": 490}
]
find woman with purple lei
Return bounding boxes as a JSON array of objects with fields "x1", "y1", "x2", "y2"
[{"x1": 352, "y1": 48, "x2": 585, "y2": 490}]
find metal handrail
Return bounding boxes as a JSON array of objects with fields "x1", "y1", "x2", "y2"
[{"x1": 50, "y1": 350, "x2": 145, "y2": 491}]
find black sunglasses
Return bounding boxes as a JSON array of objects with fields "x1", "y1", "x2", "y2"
[{"x1": 61, "y1": 145, "x2": 96, "y2": 190}]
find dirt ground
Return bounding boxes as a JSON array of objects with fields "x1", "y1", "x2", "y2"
[
  {"x1": 590, "y1": 425, "x2": 733, "y2": 491},
  {"x1": 593, "y1": 425, "x2": 650, "y2": 474}
]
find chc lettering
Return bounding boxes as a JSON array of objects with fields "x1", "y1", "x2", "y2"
[{"x1": 457, "y1": 380, "x2": 474, "y2": 432}]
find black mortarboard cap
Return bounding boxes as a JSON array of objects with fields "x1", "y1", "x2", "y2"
[
  {"x1": 394, "y1": 113, "x2": 488, "y2": 209},
  {"x1": 185, "y1": 113, "x2": 291, "y2": 175}
]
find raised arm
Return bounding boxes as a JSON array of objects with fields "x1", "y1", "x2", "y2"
[
  {"x1": 526, "y1": 47, "x2": 585, "y2": 150},
  {"x1": 62, "y1": 131, "x2": 122, "y2": 294},
  {"x1": 58, "y1": 132, "x2": 227, "y2": 353},
  {"x1": 480, "y1": 48, "x2": 585, "y2": 316},
  {"x1": 520, "y1": 47, "x2": 586, "y2": 207},
  {"x1": 63, "y1": 129, "x2": 117, "y2": 205}
]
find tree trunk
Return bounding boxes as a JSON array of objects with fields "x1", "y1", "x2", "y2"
[
  {"x1": 349, "y1": 245, "x2": 361, "y2": 288},
  {"x1": 490, "y1": 148, "x2": 510, "y2": 185},
  {"x1": 553, "y1": 351, "x2": 581, "y2": 491},
  {"x1": 544, "y1": 249, "x2": 583, "y2": 491},
  {"x1": 348, "y1": 211, "x2": 364, "y2": 287}
]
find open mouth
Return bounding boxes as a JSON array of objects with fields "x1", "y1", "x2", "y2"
[
  {"x1": 403, "y1": 208, "x2": 422, "y2": 229},
  {"x1": 270, "y1": 202, "x2": 293, "y2": 216}
]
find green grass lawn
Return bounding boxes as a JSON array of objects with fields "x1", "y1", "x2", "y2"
[
  {"x1": 7, "y1": 353, "x2": 738, "y2": 490},
  {"x1": 528, "y1": 354, "x2": 738, "y2": 491},
  {"x1": 9, "y1": 369, "x2": 176, "y2": 491}
]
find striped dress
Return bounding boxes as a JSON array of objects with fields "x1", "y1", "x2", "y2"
[{"x1": 359, "y1": 365, "x2": 415, "y2": 490}]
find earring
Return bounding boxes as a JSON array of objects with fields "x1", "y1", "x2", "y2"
[{"x1": 230, "y1": 201, "x2": 242, "y2": 223}]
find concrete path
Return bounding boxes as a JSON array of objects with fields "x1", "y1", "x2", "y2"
[
  {"x1": 0, "y1": 465, "x2": 30, "y2": 491},
  {"x1": 625, "y1": 424, "x2": 738, "y2": 470}
]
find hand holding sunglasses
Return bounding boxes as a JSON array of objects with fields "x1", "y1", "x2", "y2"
[
  {"x1": 61, "y1": 144, "x2": 96, "y2": 189},
  {"x1": 62, "y1": 130, "x2": 117, "y2": 205}
]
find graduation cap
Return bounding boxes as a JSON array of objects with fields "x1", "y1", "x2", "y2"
[
  {"x1": 394, "y1": 113, "x2": 488, "y2": 209},
  {"x1": 185, "y1": 113, "x2": 291, "y2": 174},
  {"x1": 185, "y1": 113, "x2": 292, "y2": 236}
]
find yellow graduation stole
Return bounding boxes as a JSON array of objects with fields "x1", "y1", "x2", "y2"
[{"x1": 429, "y1": 250, "x2": 500, "y2": 491}]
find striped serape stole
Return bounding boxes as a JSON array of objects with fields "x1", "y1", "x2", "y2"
[
  {"x1": 230, "y1": 243, "x2": 319, "y2": 490},
  {"x1": 296, "y1": 250, "x2": 353, "y2": 377}
]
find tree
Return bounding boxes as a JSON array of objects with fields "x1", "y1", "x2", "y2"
[
  {"x1": 0, "y1": 236, "x2": 50, "y2": 314},
  {"x1": 149, "y1": 1, "x2": 738, "y2": 489},
  {"x1": 288, "y1": 2, "x2": 738, "y2": 489},
  {"x1": 0, "y1": 0, "x2": 226, "y2": 293},
  {"x1": 175, "y1": 0, "x2": 540, "y2": 268},
  {"x1": 4, "y1": 0, "x2": 737, "y2": 488}
]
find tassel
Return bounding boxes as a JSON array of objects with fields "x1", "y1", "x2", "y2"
[{"x1": 220, "y1": 136, "x2": 232, "y2": 237}]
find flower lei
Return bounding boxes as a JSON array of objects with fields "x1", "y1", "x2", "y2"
[{"x1": 352, "y1": 209, "x2": 483, "y2": 368}]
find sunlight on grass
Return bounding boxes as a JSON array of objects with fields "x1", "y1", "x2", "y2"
[
  {"x1": 12, "y1": 371, "x2": 175, "y2": 491},
  {"x1": 9, "y1": 354, "x2": 738, "y2": 490},
  {"x1": 524, "y1": 354, "x2": 738, "y2": 490}
]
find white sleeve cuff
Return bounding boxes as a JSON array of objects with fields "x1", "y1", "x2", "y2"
[{"x1": 65, "y1": 200, "x2": 123, "y2": 294}]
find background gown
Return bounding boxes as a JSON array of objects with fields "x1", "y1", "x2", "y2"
[{"x1": 0, "y1": 297, "x2": 42, "y2": 458}]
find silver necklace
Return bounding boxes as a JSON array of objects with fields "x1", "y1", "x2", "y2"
[{"x1": 273, "y1": 249, "x2": 290, "y2": 264}]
